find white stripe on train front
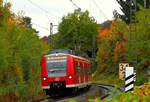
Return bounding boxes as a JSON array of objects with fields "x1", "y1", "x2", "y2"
[
  {"x1": 42, "y1": 82, "x2": 91, "y2": 89},
  {"x1": 66, "y1": 84, "x2": 77, "y2": 88},
  {"x1": 42, "y1": 86, "x2": 50, "y2": 89},
  {"x1": 66, "y1": 83, "x2": 91, "y2": 88}
]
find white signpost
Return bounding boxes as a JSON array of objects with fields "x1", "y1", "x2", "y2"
[{"x1": 125, "y1": 67, "x2": 134, "y2": 92}]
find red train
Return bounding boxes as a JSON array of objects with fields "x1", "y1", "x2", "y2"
[{"x1": 41, "y1": 50, "x2": 92, "y2": 95}]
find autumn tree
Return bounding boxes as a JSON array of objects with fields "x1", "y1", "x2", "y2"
[
  {"x1": 96, "y1": 19, "x2": 128, "y2": 74},
  {"x1": 96, "y1": 6, "x2": 150, "y2": 85}
]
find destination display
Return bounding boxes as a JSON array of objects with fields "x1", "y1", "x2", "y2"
[{"x1": 47, "y1": 56, "x2": 67, "y2": 60}]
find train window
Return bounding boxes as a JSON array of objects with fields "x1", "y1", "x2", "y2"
[
  {"x1": 83, "y1": 63, "x2": 86, "y2": 77},
  {"x1": 74, "y1": 61, "x2": 80, "y2": 77},
  {"x1": 82, "y1": 63, "x2": 84, "y2": 76},
  {"x1": 76, "y1": 62, "x2": 81, "y2": 77},
  {"x1": 84, "y1": 64, "x2": 87, "y2": 76},
  {"x1": 46, "y1": 56, "x2": 68, "y2": 77}
]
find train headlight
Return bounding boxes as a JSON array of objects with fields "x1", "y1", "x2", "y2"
[
  {"x1": 68, "y1": 75, "x2": 72, "y2": 79},
  {"x1": 43, "y1": 77, "x2": 47, "y2": 80}
]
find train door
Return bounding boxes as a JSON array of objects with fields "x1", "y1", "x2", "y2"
[
  {"x1": 77, "y1": 61, "x2": 81, "y2": 84},
  {"x1": 74, "y1": 60, "x2": 80, "y2": 85},
  {"x1": 83, "y1": 63, "x2": 86, "y2": 83},
  {"x1": 86, "y1": 64, "x2": 89, "y2": 82},
  {"x1": 74, "y1": 60, "x2": 78, "y2": 84},
  {"x1": 80, "y1": 62, "x2": 84, "y2": 83}
]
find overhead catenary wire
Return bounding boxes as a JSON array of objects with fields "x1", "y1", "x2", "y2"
[
  {"x1": 27, "y1": 0, "x2": 61, "y2": 19},
  {"x1": 32, "y1": 22, "x2": 49, "y2": 31},
  {"x1": 91, "y1": 0, "x2": 109, "y2": 20},
  {"x1": 69, "y1": 0, "x2": 109, "y2": 21},
  {"x1": 26, "y1": 0, "x2": 60, "y2": 36},
  {"x1": 69, "y1": 0, "x2": 81, "y2": 9}
]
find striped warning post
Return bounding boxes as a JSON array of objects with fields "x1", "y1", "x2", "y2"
[{"x1": 125, "y1": 67, "x2": 134, "y2": 92}]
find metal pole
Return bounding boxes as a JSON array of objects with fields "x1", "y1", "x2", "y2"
[
  {"x1": 144, "y1": 0, "x2": 146, "y2": 8},
  {"x1": 92, "y1": 33, "x2": 96, "y2": 70},
  {"x1": 92, "y1": 34, "x2": 96, "y2": 59},
  {"x1": 148, "y1": 0, "x2": 150, "y2": 80},
  {"x1": 129, "y1": 0, "x2": 137, "y2": 64},
  {"x1": 50, "y1": 23, "x2": 53, "y2": 44}
]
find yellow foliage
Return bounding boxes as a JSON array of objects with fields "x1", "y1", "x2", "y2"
[
  {"x1": 5, "y1": 2, "x2": 11, "y2": 9},
  {"x1": 14, "y1": 64, "x2": 23, "y2": 85},
  {"x1": 0, "y1": 0, "x2": 2, "y2": 6}
]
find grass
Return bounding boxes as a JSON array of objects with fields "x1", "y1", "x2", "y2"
[{"x1": 92, "y1": 71, "x2": 124, "y2": 86}]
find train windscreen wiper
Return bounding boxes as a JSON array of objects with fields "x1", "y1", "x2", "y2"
[{"x1": 49, "y1": 68, "x2": 66, "y2": 73}]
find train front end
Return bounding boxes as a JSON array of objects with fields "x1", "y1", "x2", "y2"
[{"x1": 41, "y1": 53, "x2": 74, "y2": 95}]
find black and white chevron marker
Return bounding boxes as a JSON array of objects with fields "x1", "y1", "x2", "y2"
[{"x1": 125, "y1": 67, "x2": 134, "y2": 92}]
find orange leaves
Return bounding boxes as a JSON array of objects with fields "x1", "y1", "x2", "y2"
[
  {"x1": 8, "y1": 14, "x2": 15, "y2": 24},
  {"x1": 98, "y1": 29, "x2": 110, "y2": 37},
  {"x1": 136, "y1": 83, "x2": 150, "y2": 97},
  {"x1": 97, "y1": 20, "x2": 116, "y2": 37},
  {"x1": 8, "y1": 11, "x2": 25, "y2": 28},
  {"x1": 98, "y1": 25, "x2": 110, "y2": 37}
]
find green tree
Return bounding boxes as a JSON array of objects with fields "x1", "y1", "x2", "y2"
[
  {"x1": 130, "y1": 7, "x2": 150, "y2": 85},
  {"x1": 114, "y1": 0, "x2": 149, "y2": 24},
  {"x1": 0, "y1": 1, "x2": 49, "y2": 101},
  {"x1": 22, "y1": 16, "x2": 39, "y2": 33},
  {"x1": 54, "y1": 9, "x2": 98, "y2": 57}
]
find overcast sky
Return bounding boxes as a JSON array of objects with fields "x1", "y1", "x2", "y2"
[{"x1": 7, "y1": 0, "x2": 122, "y2": 38}]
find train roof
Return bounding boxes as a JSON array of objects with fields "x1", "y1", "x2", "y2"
[
  {"x1": 70, "y1": 54, "x2": 90, "y2": 62},
  {"x1": 45, "y1": 53, "x2": 68, "y2": 57}
]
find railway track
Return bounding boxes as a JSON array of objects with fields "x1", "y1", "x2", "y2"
[
  {"x1": 30, "y1": 83, "x2": 124, "y2": 102},
  {"x1": 92, "y1": 83, "x2": 124, "y2": 100}
]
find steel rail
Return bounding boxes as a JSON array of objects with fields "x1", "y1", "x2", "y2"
[{"x1": 92, "y1": 83, "x2": 124, "y2": 100}]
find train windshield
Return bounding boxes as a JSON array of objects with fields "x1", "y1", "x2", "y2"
[{"x1": 46, "y1": 56, "x2": 67, "y2": 77}]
